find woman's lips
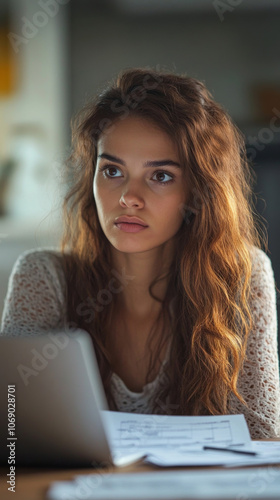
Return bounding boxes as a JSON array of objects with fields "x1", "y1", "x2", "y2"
[{"x1": 114, "y1": 222, "x2": 148, "y2": 233}]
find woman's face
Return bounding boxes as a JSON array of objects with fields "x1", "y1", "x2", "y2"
[{"x1": 93, "y1": 115, "x2": 189, "y2": 254}]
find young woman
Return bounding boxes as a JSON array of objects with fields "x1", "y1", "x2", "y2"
[{"x1": 1, "y1": 67, "x2": 279, "y2": 439}]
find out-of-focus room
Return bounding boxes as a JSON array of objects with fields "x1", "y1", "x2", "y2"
[{"x1": 0, "y1": 0, "x2": 280, "y2": 351}]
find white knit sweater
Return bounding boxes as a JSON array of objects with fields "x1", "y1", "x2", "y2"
[{"x1": 1, "y1": 246, "x2": 279, "y2": 439}]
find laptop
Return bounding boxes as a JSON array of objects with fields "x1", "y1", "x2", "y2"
[{"x1": 0, "y1": 328, "x2": 119, "y2": 467}]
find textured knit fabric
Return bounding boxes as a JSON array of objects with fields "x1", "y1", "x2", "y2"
[{"x1": 1, "y1": 246, "x2": 279, "y2": 439}]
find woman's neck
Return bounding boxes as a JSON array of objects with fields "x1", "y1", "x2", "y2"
[{"x1": 110, "y1": 240, "x2": 174, "y2": 319}]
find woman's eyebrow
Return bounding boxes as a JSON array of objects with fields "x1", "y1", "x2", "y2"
[{"x1": 97, "y1": 153, "x2": 181, "y2": 168}]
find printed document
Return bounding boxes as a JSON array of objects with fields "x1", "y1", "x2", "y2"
[{"x1": 102, "y1": 410, "x2": 253, "y2": 466}]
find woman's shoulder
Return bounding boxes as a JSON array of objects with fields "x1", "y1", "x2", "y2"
[
  {"x1": 249, "y1": 245, "x2": 273, "y2": 265},
  {"x1": 12, "y1": 247, "x2": 64, "y2": 274},
  {"x1": 10, "y1": 247, "x2": 66, "y2": 291},
  {"x1": 1, "y1": 248, "x2": 67, "y2": 336},
  {"x1": 14, "y1": 247, "x2": 63, "y2": 266},
  {"x1": 247, "y1": 245, "x2": 277, "y2": 317},
  {"x1": 248, "y1": 245, "x2": 274, "y2": 282}
]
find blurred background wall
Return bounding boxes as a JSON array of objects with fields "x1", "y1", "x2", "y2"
[
  {"x1": 0, "y1": 0, "x2": 279, "y2": 348},
  {"x1": 0, "y1": 0, "x2": 69, "y2": 318}
]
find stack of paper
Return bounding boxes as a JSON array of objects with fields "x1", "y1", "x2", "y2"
[
  {"x1": 47, "y1": 411, "x2": 280, "y2": 499},
  {"x1": 47, "y1": 467, "x2": 280, "y2": 500},
  {"x1": 102, "y1": 411, "x2": 257, "y2": 467}
]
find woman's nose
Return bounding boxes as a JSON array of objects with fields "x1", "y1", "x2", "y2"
[{"x1": 119, "y1": 183, "x2": 145, "y2": 209}]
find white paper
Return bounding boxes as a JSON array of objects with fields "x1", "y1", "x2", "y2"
[
  {"x1": 101, "y1": 410, "x2": 252, "y2": 466},
  {"x1": 223, "y1": 440, "x2": 280, "y2": 468},
  {"x1": 47, "y1": 467, "x2": 280, "y2": 500},
  {"x1": 253, "y1": 441, "x2": 280, "y2": 454}
]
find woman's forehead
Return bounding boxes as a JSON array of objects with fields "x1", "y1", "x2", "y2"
[{"x1": 97, "y1": 116, "x2": 180, "y2": 159}]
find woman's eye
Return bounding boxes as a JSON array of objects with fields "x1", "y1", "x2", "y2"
[
  {"x1": 152, "y1": 171, "x2": 174, "y2": 184},
  {"x1": 101, "y1": 165, "x2": 122, "y2": 178},
  {"x1": 99, "y1": 165, "x2": 174, "y2": 185}
]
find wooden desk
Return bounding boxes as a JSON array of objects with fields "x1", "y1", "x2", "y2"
[
  {"x1": 1, "y1": 460, "x2": 280, "y2": 500},
  {"x1": 1, "y1": 462, "x2": 151, "y2": 500}
]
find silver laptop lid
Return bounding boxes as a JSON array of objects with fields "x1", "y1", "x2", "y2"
[{"x1": 0, "y1": 328, "x2": 113, "y2": 467}]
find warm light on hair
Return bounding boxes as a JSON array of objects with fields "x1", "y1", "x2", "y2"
[{"x1": 60, "y1": 67, "x2": 267, "y2": 415}]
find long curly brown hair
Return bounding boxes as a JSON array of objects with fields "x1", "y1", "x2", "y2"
[{"x1": 60, "y1": 66, "x2": 267, "y2": 415}]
